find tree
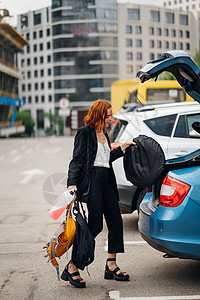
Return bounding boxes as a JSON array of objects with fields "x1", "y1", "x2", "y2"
[
  {"x1": 15, "y1": 110, "x2": 35, "y2": 136},
  {"x1": 193, "y1": 49, "x2": 200, "y2": 68},
  {"x1": 44, "y1": 112, "x2": 64, "y2": 135},
  {"x1": 158, "y1": 71, "x2": 176, "y2": 80}
]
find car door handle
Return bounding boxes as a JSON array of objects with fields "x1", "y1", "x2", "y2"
[{"x1": 174, "y1": 151, "x2": 189, "y2": 157}]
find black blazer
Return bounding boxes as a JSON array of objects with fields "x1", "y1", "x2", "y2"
[{"x1": 67, "y1": 126, "x2": 124, "y2": 202}]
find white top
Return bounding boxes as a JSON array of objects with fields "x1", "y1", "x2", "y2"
[{"x1": 93, "y1": 140, "x2": 110, "y2": 168}]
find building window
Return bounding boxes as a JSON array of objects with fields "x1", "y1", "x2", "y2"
[
  {"x1": 127, "y1": 8, "x2": 140, "y2": 20},
  {"x1": 26, "y1": 33, "x2": 30, "y2": 40},
  {"x1": 47, "y1": 42, "x2": 51, "y2": 49},
  {"x1": 27, "y1": 58, "x2": 31, "y2": 66},
  {"x1": 179, "y1": 42, "x2": 183, "y2": 50},
  {"x1": 126, "y1": 38, "x2": 132, "y2": 47},
  {"x1": 33, "y1": 44, "x2": 37, "y2": 52},
  {"x1": 126, "y1": 65, "x2": 133, "y2": 74},
  {"x1": 35, "y1": 83, "x2": 38, "y2": 90},
  {"x1": 46, "y1": 28, "x2": 50, "y2": 36},
  {"x1": 126, "y1": 52, "x2": 133, "y2": 60},
  {"x1": 35, "y1": 96, "x2": 39, "y2": 103},
  {"x1": 27, "y1": 46, "x2": 30, "y2": 53},
  {"x1": 185, "y1": 31, "x2": 190, "y2": 38},
  {"x1": 40, "y1": 43, "x2": 43, "y2": 51},
  {"x1": 34, "y1": 13, "x2": 41, "y2": 25},
  {"x1": 172, "y1": 42, "x2": 176, "y2": 49},
  {"x1": 41, "y1": 82, "x2": 44, "y2": 90},
  {"x1": 180, "y1": 14, "x2": 188, "y2": 25},
  {"x1": 48, "y1": 68, "x2": 51, "y2": 76},
  {"x1": 40, "y1": 56, "x2": 44, "y2": 64},
  {"x1": 164, "y1": 28, "x2": 169, "y2": 36},
  {"x1": 22, "y1": 84, "x2": 25, "y2": 91},
  {"x1": 157, "y1": 40, "x2": 162, "y2": 48},
  {"x1": 136, "y1": 39, "x2": 142, "y2": 47},
  {"x1": 34, "y1": 57, "x2": 37, "y2": 65},
  {"x1": 48, "y1": 95, "x2": 52, "y2": 102},
  {"x1": 171, "y1": 29, "x2": 176, "y2": 37},
  {"x1": 164, "y1": 41, "x2": 169, "y2": 49},
  {"x1": 48, "y1": 82, "x2": 52, "y2": 89},
  {"x1": 126, "y1": 25, "x2": 132, "y2": 33},
  {"x1": 165, "y1": 12, "x2": 174, "y2": 24},
  {"x1": 149, "y1": 53, "x2": 155, "y2": 60},
  {"x1": 149, "y1": 40, "x2": 155, "y2": 48},
  {"x1": 40, "y1": 69, "x2": 44, "y2": 77},
  {"x1": 33, "y1": 31, "x2": 37, "y2": 39},
  {"x1": 135, "y1": 25, "x2": 142, "y2": 34},
  {"x1": 136, "y1": 52, "x2": 142, "y2": 60},
  {"x1": 126, "y1": 25, "x2": 132, "y2": 34},
  {"x1": 150, "y1": 10, "x2": 160, "y2": 22},
  {"x1": 27, "y1": 71, "x2": 31, "y2": 78},
  {"x1": 149, "y1": 27, "x2": 154, "y2": 35},
  {"x1": 186, "y1": 43, "x2": 190, "y2": 50},
  {"x1": 178, "y1": 30, "x2": 183, "y2": 37},
  {"x1": 21, "y1": 59, "x2": 24, "y2": 67},
  {"x1": 34, "y1": 70, "x2": 38, "y2": 77},
  {"x1": 39, "y1": 30, "x2": 43, "y2": 38},
  {"x1": 41, "y1": 96, "x2": 45, "y2": 103},
  {"x1": 47, "y1": 55, "x2": 51, "y2": 62},
  {"x1": 28, "y1": 84, "x2": 31, "y2": 91},
  {"x1": 28, "y1": 96, "x2": 32, "y2": 103},
  {"x1": 157, "y1": 28, "x2": 162, "y2": 35}
]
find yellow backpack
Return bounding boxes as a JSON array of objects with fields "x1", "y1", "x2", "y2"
[{"x1": 44, "y1": 199, "x2": 76, "y2": 280}]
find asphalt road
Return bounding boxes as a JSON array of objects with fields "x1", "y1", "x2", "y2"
[{"x1": 0, "y1": 136, "x2": 200, "y2": 300}]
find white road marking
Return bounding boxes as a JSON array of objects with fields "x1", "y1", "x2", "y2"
[
  {"x1": 10, "y1": 149, "x2": 18, "y2": 156},
  {"x1": 12, "y1": 156, "x2": 21, "y2": 163},
  {"x1": 20, "y1": 168, "x2": 46, "y2": 184},
  {"x1": 44, "y1": 147, "x2": 61, "y2": 154},
  {"x1": 109, "y1": 291, "x2": 200, "y2": 300},
  {"x1": 105, "y1": 240, "x2": 146, "y2": 251}
]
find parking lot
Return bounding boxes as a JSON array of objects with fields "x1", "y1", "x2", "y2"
[{"x1": 0, "y1": 136, "x2": 200, "y2": 300}]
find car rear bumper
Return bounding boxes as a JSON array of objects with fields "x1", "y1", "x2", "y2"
[{"x1": 138, "y1": 199, "x2": 200, "y2": 261}]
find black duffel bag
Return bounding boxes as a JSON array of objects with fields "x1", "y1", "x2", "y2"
[
  {"x1": 123, "y1": 135, "x2": 165, "y2": 187},
  {"x1": 72, "y1": 201, "x2": 95, "y2": 271}
]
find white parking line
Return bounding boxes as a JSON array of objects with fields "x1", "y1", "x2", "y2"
[
  {"x1": 105, "y1": 240, "x2": 146, "y2": 251},
  {"x1": 109, "y1": 291, "x2": 200, "y2": 300}
]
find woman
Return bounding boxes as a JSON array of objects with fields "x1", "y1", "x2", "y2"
[{"x1": 61, "y1": 99, "x2": 134, "y2": 288}]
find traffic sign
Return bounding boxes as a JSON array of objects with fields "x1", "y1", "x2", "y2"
[{"x1": 58, "y1": 98, "x2": 70, "y2": 110}]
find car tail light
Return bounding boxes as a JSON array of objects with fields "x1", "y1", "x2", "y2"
[
  {"x1": 111, "y1": 142, "x2": 122, "y2": 150},
  {"x1": 160, "y1": 175, "x2": 191, "y2": 207}
]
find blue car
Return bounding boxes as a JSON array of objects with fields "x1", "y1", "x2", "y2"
[{"x1": 137, "y1": 51, "x2": 200, "y2": 260}]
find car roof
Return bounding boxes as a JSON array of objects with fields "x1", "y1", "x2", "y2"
[{"x1": 114, "y1": 102, "x2": 200, "y2": 121}]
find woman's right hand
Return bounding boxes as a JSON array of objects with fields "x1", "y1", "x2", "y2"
[{"x1": 67, "y1": 185, "x2": 77, "y2": 191}]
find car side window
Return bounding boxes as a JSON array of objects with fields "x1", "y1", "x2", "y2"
[
  {"x1": 174, "y1": 115, "x2": 188, "y2": 138},
  {"x1": 144, "y1": 114, "x2": 177, "y2": 137},
  {"x1": 187, "y1": 114, "x2": 200, "y2": 138},
  {"x1": 108, "y1": 119, "x2": 128, "y2": 142}
]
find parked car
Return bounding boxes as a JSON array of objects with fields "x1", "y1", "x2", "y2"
[
  {"x1": 109, "y1": 101, "x2": 200, "y2": 213},
  {"x1": 109, "y1": 50, "x2": 200, "y2": 214},
  {"x1": 137, "y1": 50, "x2": 200, "y2": 260}
]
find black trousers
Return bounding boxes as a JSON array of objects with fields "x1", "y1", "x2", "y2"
[{"x1": 86, "y1": 167, "x2": 124, "y2": 254}]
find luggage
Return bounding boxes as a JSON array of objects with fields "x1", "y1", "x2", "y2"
[
  {"x1": 123, "y1": 135, "x2": 165, "y2": 187},
  {"x1": 44, "y1": 199, "x2": 76, "y2": 280}
]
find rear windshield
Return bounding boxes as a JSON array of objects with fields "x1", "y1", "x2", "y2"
[
  {"x1": 146, "y1": 88, "x2": 186, "y2": 102},
  {"x1": 108, "y1": 119, "x2": 128, "y2": 142},
  {"x1": 144, "y1": 114, "x2": 177, "y2": 137}
]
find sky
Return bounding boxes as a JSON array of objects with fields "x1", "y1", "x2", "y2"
[
  {"x1": 1, "y1": 0, "x2": 160, "y2": 27},
  {"x1": 1, "y1": 0, "x2": 51, "y2": 26}
]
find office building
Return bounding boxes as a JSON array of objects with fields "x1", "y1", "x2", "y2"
[{"x1": 118, "y1": 3, "x2": 197, "y2": 80}]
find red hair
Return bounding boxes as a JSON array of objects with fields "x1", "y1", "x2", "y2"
[{"x1": 84, "y1": 99, "x2": 111, "y2": 132}]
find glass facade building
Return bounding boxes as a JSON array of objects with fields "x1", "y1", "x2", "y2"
[{"x1": 51, "y1": 0, "x2": 118, "y2": 103}]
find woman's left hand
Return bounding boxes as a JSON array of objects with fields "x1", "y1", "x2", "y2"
[{"x1": 120, "y1": 141, "x2": 136, "y2": 152}]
